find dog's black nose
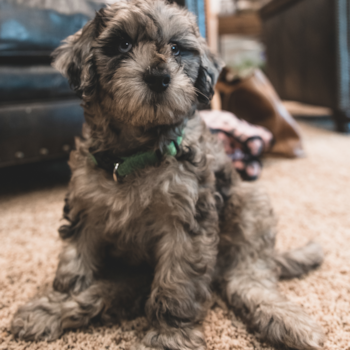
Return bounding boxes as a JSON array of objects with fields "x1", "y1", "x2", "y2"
[{"x1": 144, "y1": 71, "x2": 171, "y2": 93}]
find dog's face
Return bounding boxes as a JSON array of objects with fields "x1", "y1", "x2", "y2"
[{"x1": 53, "y1": 0, "x2": 223, "y2": 128}]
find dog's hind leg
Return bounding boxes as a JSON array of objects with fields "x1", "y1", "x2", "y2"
[
  {"x1": 221, "y1": 262, "x2": 324, "y2": 350},
  {"x1": 218, "y1": 183, "x2": 324, "y2": 349},
  {"x1": 274, "y1": 241, "x2": 324, "y2": 279}
]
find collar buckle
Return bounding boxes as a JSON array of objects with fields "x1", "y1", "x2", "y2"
[
  {"x1": 113, "y1": 162, "x2": 126, "y2": 183},
  {"x1": 113, "y1": 163, "x2": 120, "y2": 182}
]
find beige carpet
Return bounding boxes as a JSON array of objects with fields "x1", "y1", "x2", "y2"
[{"x1": 1, "y1": 121, "x2": 350, "y2": 350}]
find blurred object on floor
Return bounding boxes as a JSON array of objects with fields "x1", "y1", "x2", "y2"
[
  {"x1": 283, "y1": 101, "x2": 332, "y2": 117},
  {"x1": 217, "y1": 68, "x2": 304, "y2": 158},
  {"x1": 260, "y1": 0, "x2": 350, "y2": 133},
  {"x1": 200, "y1": 110, "x2": 273, "y2": 181},
  {"x1": 283, "y1": 101, "x2": 334, "y2": 132},
  {"x1": 219, "y1": 35, "x2": 265, "y2": 78}
]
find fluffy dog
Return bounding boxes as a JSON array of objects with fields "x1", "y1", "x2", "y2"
[{"x1": 11, "y1": 1, "x2": 324, "y2": 349}]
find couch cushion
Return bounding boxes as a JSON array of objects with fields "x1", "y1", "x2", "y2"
[
  {"x1": 0, "y1": 2, "x2": 99, "y2": 57},
  {"x1": 0, "y1": 66, "x2": 73, "y2": 103},
  {"x1": 0, "y1": 99, "x2": 84, "y2": 167}
]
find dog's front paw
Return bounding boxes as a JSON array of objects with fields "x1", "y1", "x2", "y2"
[
  {"x1": 284, "y1": 318, "x2": 324, "y2": 350},
  {"x1": 53, "y1": 272, "x2": 92, "y2": 294},
  {"x1": 138, "y1": 328, "x2": 206, "y2": 350},
  {"x1": 256, "y1": 303, "x2": 324, "y2": 350},
  {"x1": 11, "y1": 295, "x2": 64, "y2": 341}
]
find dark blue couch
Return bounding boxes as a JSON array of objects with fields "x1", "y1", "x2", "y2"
[{"x1": 0, "y1": 0, "x2": 206, "y2": 167}]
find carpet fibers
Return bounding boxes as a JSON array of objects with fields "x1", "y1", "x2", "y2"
[{"x1": 1, "y1": 122, "x2": 350, "y2": 350}]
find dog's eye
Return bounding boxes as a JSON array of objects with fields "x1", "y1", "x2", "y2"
[
  {"x1": 118, "y1": 39, "x2": 132, "y2": 53},
  {"x1": 170, "y1": 43, "x2": 180, "y2": 56}
]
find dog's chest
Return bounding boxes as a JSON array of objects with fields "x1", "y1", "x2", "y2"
[
  {"x1": 70, "y1": 117, "x2": 227, "y2": 261},
  {"x1": 82, "y1": 156, "x2": 214, "y2": 251}
]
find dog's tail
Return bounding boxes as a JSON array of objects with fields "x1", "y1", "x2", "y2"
[{"x1": 274, "y1": 241, "x2": 324, "y2": 279}]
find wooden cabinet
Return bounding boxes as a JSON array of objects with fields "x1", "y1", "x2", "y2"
[{"x1": 260, "y1": 0, "x2": 350, "y2": 132}]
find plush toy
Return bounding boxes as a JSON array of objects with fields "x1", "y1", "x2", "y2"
[{"x1": 200, "y1": 110, "x2": 274, "y2": 181}]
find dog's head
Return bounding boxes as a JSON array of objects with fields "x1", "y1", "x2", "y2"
[{"x1": 53, "y1": 0, "x2": 223, "y2": 127}]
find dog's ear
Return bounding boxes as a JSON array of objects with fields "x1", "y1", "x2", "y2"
[
  {"x1": 52, "y1": 9, "x2": 106, "y2": 98},
  {"x1": 195, "y1": 38, "x2": 225, "y2": 104}
]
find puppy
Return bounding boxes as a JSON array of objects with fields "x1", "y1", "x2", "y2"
[{"x1": 11, "y1": 1, "x2": 324, "y2": 349}]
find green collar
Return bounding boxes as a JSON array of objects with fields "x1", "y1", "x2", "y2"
[{"x1": 90, "y1": 133, "x2": 183, "y2": 182}]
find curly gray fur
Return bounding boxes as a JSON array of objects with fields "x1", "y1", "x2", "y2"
[{"x1": 11, "y1": 1, "x2": 324, "y2": 349}]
